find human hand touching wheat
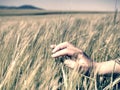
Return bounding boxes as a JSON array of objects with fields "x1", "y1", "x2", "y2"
[{"x1": 51, "y1": 42, "x2": 92, "y2": 73}]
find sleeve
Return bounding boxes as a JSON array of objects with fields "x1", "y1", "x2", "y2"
[{"x1": 115, "y1": 58, "x2": 120, "y2": 65}]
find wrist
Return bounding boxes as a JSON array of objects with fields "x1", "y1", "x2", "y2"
[{"x1": 92, "y1": 61, "x2": 99, "y2": 74}]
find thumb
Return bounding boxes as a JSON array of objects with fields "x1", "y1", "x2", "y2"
[{"x1": 64, "y1": 59, "x2": 77, "y2": 69}]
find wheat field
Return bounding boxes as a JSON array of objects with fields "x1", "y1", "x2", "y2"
[{"x1": 0, "y1": 13, "x2": 120, "y2": 90}]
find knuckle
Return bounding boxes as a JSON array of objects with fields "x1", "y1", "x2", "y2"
[{"x1": 65, "y1": 48, "x2": 69, "y2": 53}]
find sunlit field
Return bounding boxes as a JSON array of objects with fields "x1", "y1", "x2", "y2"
[{"x1": 0, "y1": 12, "x2": 120, "y2": 90}]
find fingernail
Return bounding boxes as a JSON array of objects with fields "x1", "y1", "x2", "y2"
[
  {"x1": 50, "y1": 45, "x2": 56, "y2": 49},
  {"x1": 50, "y1": 45, "x2": 53, "y2": 48},
  {"x1": 51, "y1": 54, "x2": 54, "y2": 57}
]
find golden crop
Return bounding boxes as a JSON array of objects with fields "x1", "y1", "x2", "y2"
[{"x1": 0, "y1": 13, "x2": 120, "y2": 90}]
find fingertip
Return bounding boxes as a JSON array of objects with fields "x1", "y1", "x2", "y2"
[
  {"x1": 51, "y1": 54, "x2": 55, "y2": 58},
  {"x1": 51, "y1": 55, "x2": 53, "y2": 58},
  {"x1": 50, "y1": 45, "x2": 56, "y2": 48},
  {"x1": 52, "y1": 49, "x2": 56, "y2": 53},
  {"x1": 50, "y1": 45, "x2": 53, "y2": 48}
]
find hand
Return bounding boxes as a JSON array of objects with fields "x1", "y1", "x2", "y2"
[
  {"x1": 51, "y1": 42, "x2": 92, "y2": 73},
  {"x1": 51, "y1": 42, "x2": 82, "y2": 58}
]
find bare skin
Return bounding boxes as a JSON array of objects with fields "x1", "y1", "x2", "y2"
[{"x1": 51, "y1": 42, "x2": 120, "y2": 75}]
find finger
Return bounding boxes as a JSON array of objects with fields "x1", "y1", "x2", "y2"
[
  {"x1": 64, "y1": 60, "x2": 76, "y2": 69},
  {"x1": 52, "y1": 42, "x2": 69, "y2": 53},
  {"x1": 51, "y1": 48, "x2": 69, "y2": 58},
  {"x1": 50, "y1": 45, "x2": 56, "y2": 49}
]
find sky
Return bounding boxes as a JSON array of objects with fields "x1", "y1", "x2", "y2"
[{"x1": 0, "y1": 0, "x2": 120, "y2": 11}]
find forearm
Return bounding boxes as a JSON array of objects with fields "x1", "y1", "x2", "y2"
[{"x1": 93, "y1": 60, "x2": 120, "y2": 75}]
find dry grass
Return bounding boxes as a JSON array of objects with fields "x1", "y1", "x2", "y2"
[{"x1": 0, "y1": 13, "x2": 120, "y2": 90}]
